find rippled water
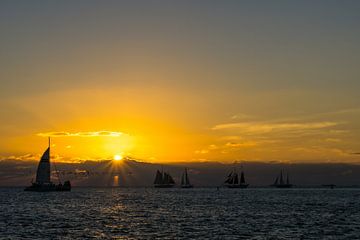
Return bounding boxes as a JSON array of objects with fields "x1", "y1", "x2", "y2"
[{"x1": 1, "y1": 188, "x2": 360, "y2": 239}]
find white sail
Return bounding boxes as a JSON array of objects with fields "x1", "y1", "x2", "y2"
[{"x1": 35, "y1": 147, "x2": 51, "y2": 184}]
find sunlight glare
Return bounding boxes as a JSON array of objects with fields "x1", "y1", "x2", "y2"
[{"x1": 113, "y1": 154, "x2": 123, "y2": 161}]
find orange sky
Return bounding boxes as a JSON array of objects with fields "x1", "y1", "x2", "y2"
[{"x1": 1, "y1": 1, "x2": 360, "y2": 163}]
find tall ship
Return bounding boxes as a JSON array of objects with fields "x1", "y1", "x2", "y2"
[
  {"x1": 272, "y1": 170, "x2": 292, "y2": 188},
  {"x1": 224, "y1": 167, "x2": 249, "y2": 188},
  {"x1": 180, "y1": 168, "x2": 193, "y2": 188},
  {"x1": 153, "y1": 169, "x2": 175, "y2": 188},
  {"x1": 24, "y1": 138, "x2": 71, "y2": 192}
]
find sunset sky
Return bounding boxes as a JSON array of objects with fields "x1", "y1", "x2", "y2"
[{"x1": 1, "y1": 1, "x2": 360, "y2": 163}]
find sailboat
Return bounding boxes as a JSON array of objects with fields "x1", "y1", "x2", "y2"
[
  {"x1": 153, "y1": 169, "x2": 175, "y2": 188},
  {"x1": 224, "y1": 168, "x2": 249, "y2": 188},
  {"x1": 272, "y1": 170, "x2": 292, "y2": 188},
  {"x1": 180, "y1": 168, "x2": 193, "y2": 188},
  {"x1": 24, "y1": 138, "x2": 71, "y2": 192}
]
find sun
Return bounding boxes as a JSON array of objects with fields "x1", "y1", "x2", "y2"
[{"x1": 113, "y1": 154, "x2": 123, "y2": 161}]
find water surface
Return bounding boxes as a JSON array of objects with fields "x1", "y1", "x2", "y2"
[{"x1": 0, "y1": 188, "x2": 359, "y2": 239}]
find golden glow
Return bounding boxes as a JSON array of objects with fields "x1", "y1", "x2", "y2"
[
  {"x1": 114, "y1": 154, "x2": 123, "y2": 161},
  {"x1": 0, "y1": 88, "x2": 359, "y2": 164}
]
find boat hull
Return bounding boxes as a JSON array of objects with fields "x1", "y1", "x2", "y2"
[
  {"x1": 154, "y1": 184, "x2": 175, "y2": 188},
  {"x1": 274, "y1": 184, "x2": 292, "y2": 188},
  {"x1": 24, "y1": 181, "x2": 71, "y2": 192},
  {"x1": 225, "y1": 184, "x2": 249, "y2": 189}
]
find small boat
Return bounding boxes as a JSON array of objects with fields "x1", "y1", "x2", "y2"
[
  {"x1": 153, "y1": 169, "x2": 175, "y2": 188},
  {"x1": 224, "y1": 168, "x2": 249, "y2": 188},
  {"x1": 272, "y1": 170, "x2": 292, "y2": 188},
  {"x1": 24, "y1": 138, "x2": 71, "y2": 192},
  {"x1": 180, "y1": 168, "x2": 193, "y2": 188}
]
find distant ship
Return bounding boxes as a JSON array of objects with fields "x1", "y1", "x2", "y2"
[
  {"x1": 180, "y1": 168, "x2": 193, "y2": 188},
  {"x1": 272, "y1": 170, "x2": 292, "y2": 188},
  {"x1": 24, "y1": 138, "x2": 71, "y2": 192},
  {"x1": 154, "y1": 169, "x2": 175, "y2": 188},
  {"x1": 224, "y1": 168, "x2": 249, "y2": 188}
]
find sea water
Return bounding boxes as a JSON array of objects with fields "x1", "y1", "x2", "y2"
[{"x1": 0, "y1": 188, "x2": 359, "y2": 239}]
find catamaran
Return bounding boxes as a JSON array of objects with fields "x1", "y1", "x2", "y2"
[
  {"x1": 24, "y1": 138, "x2": 71, "y2": 192},
  {"x1": 272, "y1": 170, "x2": 292, "y2": 188},
  {"x1": 180, "y1": 168, "x2": 193, "y2": 188},
  {"x1": 153, "y1": 169, "x2": 175, "y2": 188},
  {"x1": 224, "y1": 168, "x2": 249, "y2": 188}
]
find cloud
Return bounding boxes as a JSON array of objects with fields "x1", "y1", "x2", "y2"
[
  {"x1": 231, "y1": 113, "x2": 254, "y2": 120},
  {"x1": 225, "y1": 141, "x2": 258, "y2": 148},
  {"x1": 37, "y1": 131, "x2": 124, "y2": 137},
  {"x1": 324, "y1": 138, "x2": 342, "y2": 143},
  {"x1": 212, "y1": 121, "x2": 338, "y2": 133},
  {"x1": 0, "y1": 154, "x2": 38, "y2": 161},
  {"x1": 195, "y1": 149, "x2": 209, "y2": 154}
]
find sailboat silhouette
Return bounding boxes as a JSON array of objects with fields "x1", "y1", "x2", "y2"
[
  {"x1": 153, "y1": 169, "x2": 175, "y2": 188},
  {"x1": 271, "y1": 170, "x2": 292, "y2": 188},
  {"x1": 224, "y1": 166, "x2": 249, "y2": 188},
  {"x1": 24, "y1": 138, "x2": 71, "y2": 192},
  {"x1": 180, "y1": 168, "x2": 193, "y2": 188}
]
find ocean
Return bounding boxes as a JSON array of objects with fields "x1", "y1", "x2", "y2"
[{"x1": 0, "y1": 188, "x2": 359, "y2": 239}]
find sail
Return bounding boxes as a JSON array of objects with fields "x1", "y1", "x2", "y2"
[
  {"x1": 240, "y1": 171, "x2": 246, "y2": 184},
  {"x1": 168, "y1": 173, "x2": 175, "y2": 184},
  {"x1": 274, "y1": 176, "x2": 279, "y2": 185},
  {"x1": 184, "y1": 168, "x2": 190, "y2": 185},
  {"x1": 164, "y1": 172, "x2": 169, "y2": 184},
  {"x1": 233, "y1": 173, "x2": 239, "y2": 185},
  {"x1": 35, "y1": 147, "x2": 51, "y2": 184},
  {"x1": 279, "y1": 171, "x2": 284, "y2": 185},
  {"x1": 225, "y1": 172, "x2": 233, "y2": 184},
  {"x1": 181, "y1": 173, "x2": 185, "y2": 185},
  {"x1": 154, "y1": 170, "x2": 163, "y2": 184}
]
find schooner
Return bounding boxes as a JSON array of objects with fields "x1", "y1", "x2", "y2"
[
  {"x1": 153, "y1": 169, "x2": 175, "y2": 188},
  {"x1": 224, "y1": 167, "x2": 249, "y2": 188},
  {"x1": 272, "y1": 170, "x2": 292, "y2": 188}
]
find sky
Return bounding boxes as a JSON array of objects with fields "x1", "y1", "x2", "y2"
[{"x1": 1, "y1": 1, "x2": 360, "y2": 163}]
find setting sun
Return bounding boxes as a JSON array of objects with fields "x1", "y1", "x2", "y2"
[{"x1": 113, "y1": 154, "x2": 123, "y2": 161}]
